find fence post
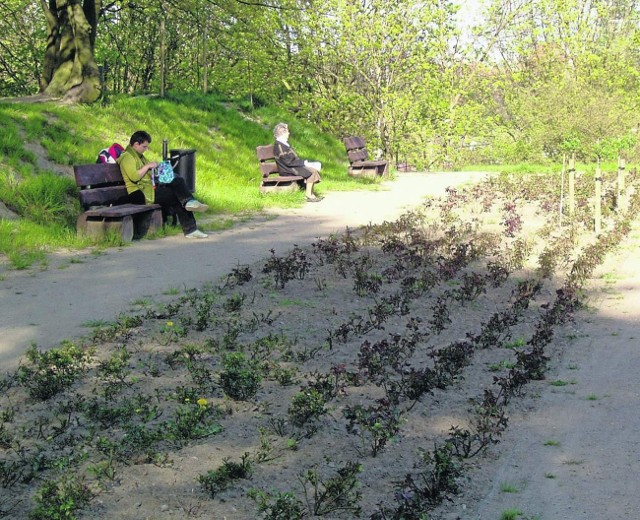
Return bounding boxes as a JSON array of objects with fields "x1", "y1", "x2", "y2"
[
  {"x1": 595, "y1": 159, "x2": 602, "y2": 235},
  {"x1": 568, "y1": 154, "x2": 576, "y2": 217},
  {"x1": 618, "y1": 156, "x2": 626, "y2": 211},
  {"x1": 559, "y1": 154, "x2": 566, "y2": 223},
  {"x1": 160, "y1": 18, "x2": 166, "y2": 98}
]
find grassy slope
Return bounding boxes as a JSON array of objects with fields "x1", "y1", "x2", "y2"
[{"x1": 0, "y1": 93, "x2": 380, "y2": 267}]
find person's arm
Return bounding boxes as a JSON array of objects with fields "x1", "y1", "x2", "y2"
[
  {"x1": 119, "y1": 154, "x2": 157, "y2": 183},
  {"x1": 274, "y1": 141, "x2": 305, "y2": 168}
]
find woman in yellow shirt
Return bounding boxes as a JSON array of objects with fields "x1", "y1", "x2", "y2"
[{"x1": 118, "y1": 130, "x2": 209, "y2": 239}]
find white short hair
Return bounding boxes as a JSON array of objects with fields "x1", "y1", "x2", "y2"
[{"x1": 273, "y1": 123, "x2": 289, "y2": 139}]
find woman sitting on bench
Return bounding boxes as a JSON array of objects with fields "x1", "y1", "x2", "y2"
[
  {"x1": 273, "y1": 123, "x2": 323, "y2": 202},
  {"x1": 118, "y1": 130, "x2": 209, "y2": 239}
]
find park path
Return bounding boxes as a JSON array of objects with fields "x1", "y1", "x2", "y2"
[{"x1": 0, "y1": 172, "x2": 486, "y2": 371}]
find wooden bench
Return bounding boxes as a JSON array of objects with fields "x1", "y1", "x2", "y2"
[
  {"x1": 256, "y1": 145, "x2": 304, "y2": 193},
  {"x1": 343, "y1": 136, "x2": 389, "y2": 177},
  {"x1": 74, "y1": 163, "x2": 163, "y2": 242}
]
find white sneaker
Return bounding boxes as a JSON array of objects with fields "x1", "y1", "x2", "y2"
[
  {"x1": 185, "y1": 229, "x2": 208, "y2": 239},
  {"x1": 185, "y1": 199, "x2": 209, "y2": 212}
]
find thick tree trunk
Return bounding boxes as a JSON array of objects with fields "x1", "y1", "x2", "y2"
[{"x1": 40, "y1": 0, "x2": 101, "y2": 103}]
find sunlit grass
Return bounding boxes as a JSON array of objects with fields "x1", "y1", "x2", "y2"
[
  {"x1": 0, "y1": 93, "x2": 385, "y2": 268},
  {"x1": 0, "y1": 219, "x2": 91, "y2": 269}
]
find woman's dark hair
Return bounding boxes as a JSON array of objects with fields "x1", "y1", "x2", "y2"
[{"x1": 130, "y1": 130, "x2": 152, "y2": 145}]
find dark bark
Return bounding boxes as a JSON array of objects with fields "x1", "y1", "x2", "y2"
[{"x1": 40, "y1": 0, "x2": 102, "y2": 103}]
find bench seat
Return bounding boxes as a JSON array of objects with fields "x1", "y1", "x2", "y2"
[
  {"x1": 343, "y1": 136, "x2": 389, "y2": 177},
  {"x1": 74, "y1": 163, "x2": 162, "y2": 242},
  {"x1": 256, "y1": 145, "x2": 304, "y2": 193}
]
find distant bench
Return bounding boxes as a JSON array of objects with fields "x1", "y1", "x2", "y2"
[
  {"x1": 343, "y1": 136, "x2": 389, "y2": 177},
  {"x1": 256, "y1": 145, "x2": 304, "y2": 193},
  {"x1": 74, "y1": 163, "x2": 162, "y2": 242}
]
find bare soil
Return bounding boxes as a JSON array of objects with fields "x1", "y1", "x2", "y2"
[{"x1": 2, "y1": 172, "x2": 640, "y2": 520}]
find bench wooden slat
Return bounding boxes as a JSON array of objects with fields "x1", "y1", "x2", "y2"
[
  {"x1": 343, "y1": 136, "x2": 389, "y2": 177},
  {"x1": 256, "y1": 145, "x2": 276, "y2": 162},
  {"x1": 343, "y1": 136, "x2": 366, "y2": 150},
  {"x1": 259, "y1": 163, "x2": 280, "y2": 177},
  {"x1": 347, "y1": 149, "x2": 369, "y2": 162},
  {"x1": 78, "y1": 185, "x2": 129, "y2": 208},
  {"x1": 262, "y1": 176, "x2": 303, "y2": 184},
  {"x1": 83, "y1": 203, "x2": 162, "y2": 218},
  {"x1": 74, "y1": 162, "x2": 163, "y2": 241},
  {"x1": 352, "y1": 160, "x2": 388, "y2": 167},
  {"x1": 74, "y1": 163, "x2": 125, "y2": 187},
  {"x1": 256, "y1": 145, "x2": 304, "y2": 193}
]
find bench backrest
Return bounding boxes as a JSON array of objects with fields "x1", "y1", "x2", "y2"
[
  {"x1": 343, "y1": 136, "x2": 370, "y2": 163},
  {"x1": 74, "y1": 163, "x2": 129, "y2": 209},
  {"x1": 256, "y1": 145, "x2": 280, "y2": 178}
]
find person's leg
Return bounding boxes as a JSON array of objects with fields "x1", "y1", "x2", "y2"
[
  {"x1": 166, "y1": 177, "x2": 192, "y2": 205},
  {"x1": 155, "y1": 185, "x2": 198, "y2": 235},
  {"x1": 115, "y1": 189, "x2": 146, "y2": 206},
  {"x1": 167, "y1": 177, "x2": 208, "y2": 212},
  {"x1": 305, "y1": 180, "x2": 314, "y2": 198},
  {"x1": 304, "y1": 169, "x2": 322, "y2": 200}
]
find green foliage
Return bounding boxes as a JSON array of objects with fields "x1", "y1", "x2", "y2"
[
  {"x1": 198, "y1": 453, "x2": 252, "y2": 498},
  {"x1": 500, "y1": 509, "x2": 524, "y2": 520},
  {"x1": 17, "y1": 343, "x2": 93, "y2": 400},
  {"x1": 218, "y1": 352, "x2": 262, "y2": 401},
  {"x1": 167, "y1": 401, "x2": 223, "y2": 444},
  {"x1": 29, "y1": 474, "x2": 93, "y2": 520},
  {"x1": 344, "y1": 400, "x2": 402, "y2": 456},
  {"x1": 480, "y1": 0, "x2": 640, "y2": 163},
  {"x1": 2, "y1": 0, "x2": 640, "y2": 171},
  {"x1": 251, "y1": 490, "x2": 306, "y2": 520},
  {"x1": 301, "y1": 461, "x2": 363, "y2": 517},
  {"x1": 299, "y1": 0, "x2": 461, "y2": 167},
  {"x1": 7, "y1": 173, "x2": 78, "y2": 226},
  {"x1": 288, "y1": 388, "x2": 328, "y2": 428},
  {"x1": 0, "y1": 95, "x2": 365, "y2": 268},
  {"x1": 223, "y1": 293, "x2": 246, "y2": 313}
]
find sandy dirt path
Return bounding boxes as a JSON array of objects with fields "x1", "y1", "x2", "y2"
[{"x1": 0, "y1": 172, "x2": 486, "y2": 371}]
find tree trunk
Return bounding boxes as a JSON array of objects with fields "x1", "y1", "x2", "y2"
[
  {"x1": 40, "y1": 0, "x2": 101, "y2": 103},
  {"x1": 202, "y1": 23, "x2": 208, "y2": 94}
]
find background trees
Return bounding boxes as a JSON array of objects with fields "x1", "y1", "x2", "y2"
[
  {"x1": 479, "y1": 0, "x2": 640, "y2": 162},
  {"x1": 1, "y1": 0, "x2": 638, "y2": 166}
]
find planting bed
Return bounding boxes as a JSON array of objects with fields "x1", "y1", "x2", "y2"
[{"x1": 1, "y1": 169, "x2": 639, "y2": 519}]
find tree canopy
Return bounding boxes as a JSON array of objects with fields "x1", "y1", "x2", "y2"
[{"x1": 1, "y1": 0, "x2": 638, "y2": 166}]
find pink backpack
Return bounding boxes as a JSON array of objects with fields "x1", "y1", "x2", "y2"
[{"x1": 96, "y1": 143, "x2": 125, "y2": 164}]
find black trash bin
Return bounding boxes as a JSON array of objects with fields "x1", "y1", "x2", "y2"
[{"x1": 169, "y1": 149, "x2": 196, "y2": 192}]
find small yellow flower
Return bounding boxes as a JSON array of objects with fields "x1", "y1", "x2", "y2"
[
  {"x1": 166, "y1": 321, "x2": 174, "y2": 327},
  {"x1": 197, "y1": 398, "x2": 208, "y2": 407}
]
